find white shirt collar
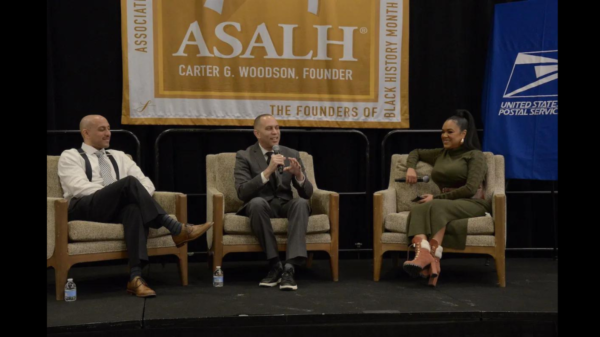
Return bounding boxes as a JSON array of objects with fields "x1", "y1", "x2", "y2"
[
  {"x1": 81, "y1": 143, "x2": 106, "y2": 155},
  {"x1": 258, "y1": 143, "x2": 272, "y2": 157}
]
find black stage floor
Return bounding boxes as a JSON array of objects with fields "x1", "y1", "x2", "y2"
[{"x1": 47, "y1": 257, "x2": 557, "y2": 336}]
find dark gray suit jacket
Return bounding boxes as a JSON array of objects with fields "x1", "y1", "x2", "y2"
[{"x1": 234, "y1": 143, "x2": 313, "y2": 214}]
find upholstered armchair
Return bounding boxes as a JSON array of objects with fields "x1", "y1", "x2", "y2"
[
  {"x1": 47, "y1": 155, "x2": 190, "y2": 300},
  {"x1": 373, "y1": 153, "x2": 506, "y2": 287},
  {"x1": 206, "y1": 152, "x2": 339, "y2": 281}
]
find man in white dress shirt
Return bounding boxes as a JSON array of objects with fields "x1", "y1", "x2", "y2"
[{"x1": 58, "y1": 115, "x2": 212, "y2": 297}]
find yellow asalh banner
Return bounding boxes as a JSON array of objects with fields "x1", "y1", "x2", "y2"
[{"x1": 121, "y1": 0, "x2": 409, "y2": 128}]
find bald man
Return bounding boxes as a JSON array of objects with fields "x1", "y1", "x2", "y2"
[
  {"x1": 57, "y1": 115, "x2": 212, "y2": 297},
  {"x1": 234, "y1": 114, "x2": 313, "y2": 290}
]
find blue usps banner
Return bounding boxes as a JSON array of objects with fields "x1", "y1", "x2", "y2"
[{"x1": 482, "y1": 0, "x2": 557, "y2": 180}]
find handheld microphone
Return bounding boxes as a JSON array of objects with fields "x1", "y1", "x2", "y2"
[
  {"x1": 272, "y1": 145, "x2": 283, "y2": 174},
  {"x1": 395, "y1": 175, "x2": 430, "y2": 183}
]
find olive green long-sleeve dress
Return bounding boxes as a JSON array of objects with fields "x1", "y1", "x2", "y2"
[{"x1": 405, "y1": 146, "x2": 491, "y2": 249}]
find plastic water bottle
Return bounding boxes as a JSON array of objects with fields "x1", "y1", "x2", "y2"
[
  {"x1": 65, "y1": 278, "x2": 77, "y2": 302},
  {"x1": 213, "y1": 266, "x2": 224, "y2": 287}
]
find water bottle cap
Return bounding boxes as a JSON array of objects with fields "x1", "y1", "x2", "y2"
[{"x1": 67, "y1": 278, "x2": 73, "y2": 281}]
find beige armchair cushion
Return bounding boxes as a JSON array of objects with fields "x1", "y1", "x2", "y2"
[
  {"x1": 68, "y1": 235, "x2": 176, "y2": 255},
  {"x1": 47, "y1": 198, "x2": 61, "y2": 259},
  {"x1": 223, "y1": 233, "x2": 332, "y2": 246},
  {"x1": 67, "y1": 214, "x2": 176, "y2": 242},
  {"x1": 384, "y1": 211, "x2": 494, "y2": 235},
  {"x1": 208, "y1": 154, "x2": 244, "y2": 214},
  {"x1": 223, "y1": 213, "x2": 330, "y2": 234},
  {"x1": 47, "y1": 156, "x2": 64, "y2": 198},
  {"x1": 381, "y1": 232, "x2": 496, "y2": 247}
]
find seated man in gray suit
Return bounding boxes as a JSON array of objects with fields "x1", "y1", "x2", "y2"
[{"x1": 234, "y1": 114, "x2": 313, "y2": 290}]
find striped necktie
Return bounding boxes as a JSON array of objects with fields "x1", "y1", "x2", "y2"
[{"x1": 94, "y1": 151, "x2": 116, "y2": 186}]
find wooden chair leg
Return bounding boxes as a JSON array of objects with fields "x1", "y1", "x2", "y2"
[
  {"x1": 494, "y1": 254, "x2": 506, "y2": 287},
  {"x1": 178, "y1": 247, "x2": 189, "y2": 286},
  {"x1": 213, "y1": 251, "x2": 223, "y2": 273},
  {"x1": 207, "y1": 250, "x2": 214, "y2": 270},
  {"x1": 392, "y1": 252, "x2": 400, "y2": 268},
  {"x1": 374, "y1": 251, "x2": 383, "y2": 281},
  {"x1": 329, "y1": 250, "x2": 339, "y2": 282},
  {"x1": 306, "y1": 252, "x2": 314, "y2": 269},
  {"x1": 55, "y1": 264, "x2": 70, "y2": 301}
]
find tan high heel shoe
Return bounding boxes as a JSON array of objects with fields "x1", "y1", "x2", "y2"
[
  {"x1": 428, "y1": 239, "x2": 443, "y2": 287},
  {"x1": 403, "y1": 237, "x2": 435, "y2": 278}
]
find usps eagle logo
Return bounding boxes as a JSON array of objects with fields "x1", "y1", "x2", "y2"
[
  {"x1": 204, "y1": 0, "x2": 320, "y2": 15},
  {"x1": 503, "y1": 50, "x2": 558, "y2": 98}
]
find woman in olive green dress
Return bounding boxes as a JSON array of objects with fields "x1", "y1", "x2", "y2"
[{"x1": 403, "y1": 110, "x2": 490, "y2": 287}]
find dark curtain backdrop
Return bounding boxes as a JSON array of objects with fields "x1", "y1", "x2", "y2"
[{"x1": 47, "y1": 0, "x2": 557, "y2": 254}]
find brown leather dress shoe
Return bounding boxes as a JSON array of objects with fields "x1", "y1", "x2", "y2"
[
  {"x1": 172, "y1": 222, "x2": 214, "y2": 247},
  {"x1": 127, "y1": 277, "x2": 156, "y2": 298}
]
